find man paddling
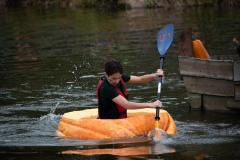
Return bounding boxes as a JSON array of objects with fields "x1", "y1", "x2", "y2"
[{"x1": 97, "y1": 59, "x2": 163, "y2": 119}]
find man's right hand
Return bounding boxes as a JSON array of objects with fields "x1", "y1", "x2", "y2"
[{"x1": 152, "y1": 100, "x2": 162, "y2": 108}]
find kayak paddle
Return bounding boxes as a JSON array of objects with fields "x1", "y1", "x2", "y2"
[{"x1": 152, "y1": 24, "x2": 174, "y2": 142}]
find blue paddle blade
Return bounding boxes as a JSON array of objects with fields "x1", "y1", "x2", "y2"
[{"x1": 157, "y1": 24, "x2": 174, "y2": 57}]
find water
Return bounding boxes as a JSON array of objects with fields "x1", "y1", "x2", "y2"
[{"x1": 0, "y1": 7, "x2": 240, "y2": 159}]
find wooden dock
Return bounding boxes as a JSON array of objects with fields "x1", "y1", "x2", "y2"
[
  {"x1": 177, "y1": 29, "x2": 240, "y2": 113},
  {"x1": 178, "y1": 56, "x2": 240, "y2": 113}
]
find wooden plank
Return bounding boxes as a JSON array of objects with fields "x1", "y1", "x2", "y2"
[
  {"x1": 203, "y1": 95, "x2": 231, "y2": 112},
  {"x1": 235, "y1": 84, "x2": 240, "y2": 100},
  {"x1": 177, "y1": 28, "x2": 193, "y2": 57},
  {"x1": 227, "y1": 99, "x2": 240, "y2": 111},
  {"x1": 203, "y1": 95, "x2": 240, "y2": 113},
  {"x1": 234, "y1": 61, "x2": 240, "y2": 81},
  {"x1": 183, "y1": 76, "x2": 234, "y2": 96},
  {"x1": 178, "y1": 56, "x2": 234, "y2": 80},
  {"x1": 188, "y1": 93, "x2": 202, "y2": 110}
]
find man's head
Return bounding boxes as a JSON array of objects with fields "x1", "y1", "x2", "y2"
[
  {"x1": 105, "y1": 60, "x2": 123, "y2": 86},
  {"x1": 105, "y1": 60, "x2": 123, "y2": 76}
]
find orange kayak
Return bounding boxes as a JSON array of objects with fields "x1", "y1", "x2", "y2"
[{"x1": 57, "y1": 108, "x2": 176, "y2": 140}]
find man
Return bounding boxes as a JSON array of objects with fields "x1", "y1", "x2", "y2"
[{"x1": 96, "y1": 59, "x2": 163, "y2": 119}]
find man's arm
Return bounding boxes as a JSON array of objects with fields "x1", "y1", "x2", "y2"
[
  {"x1": 112, "y1": 95, "x2": 161, "y2": 109},
  {"x1": 128, "y1": 69, "x2": 163, "y2": 84}
]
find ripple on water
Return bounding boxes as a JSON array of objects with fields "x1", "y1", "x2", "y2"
[{"x1": 173, "y1": 121, "x2": 240, "y2": 145}]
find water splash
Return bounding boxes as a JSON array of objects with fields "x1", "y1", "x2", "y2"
[
  {"x1": 148, "y1": 128, "x2": 175, "y2": 145},
  {"x1": 52, "y1": 102, "x2": 60, "y2": 114},
  {"x1": 39, "y1": 102, "x2": 61, "y2": 129}
]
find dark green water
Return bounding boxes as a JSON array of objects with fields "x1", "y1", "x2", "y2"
[{"x1": 0, "y1": 7, "x2": 240, "y2": 160}]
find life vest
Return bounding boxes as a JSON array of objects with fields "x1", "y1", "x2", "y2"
[{"x1": 96, "y1": 77, "x2": 128, "y2": 119}]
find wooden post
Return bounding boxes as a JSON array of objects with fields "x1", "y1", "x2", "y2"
[
  {"x1": 235, "y1": 84, "x2": 240, "y2": 101},
  {"x1": 234, "y1": 61, "x2": 240, "y2": 81},
  {"x1": 188, "y1": 93, "x2": 202, "y2": 110},
  {"x1": 234, "y1": 61, "x2": 240, "y2": 100},
  {"x1": 178, "y1": 28, "x2": 193, "y2": 57}
]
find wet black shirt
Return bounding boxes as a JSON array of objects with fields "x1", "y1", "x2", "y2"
[{"x1": 98, "y1": 74, "x2": 130, "y2": 119}]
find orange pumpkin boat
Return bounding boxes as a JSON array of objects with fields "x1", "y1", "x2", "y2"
[{"x1": 57, "y1": 108, "x2": 176, "y2": 140}]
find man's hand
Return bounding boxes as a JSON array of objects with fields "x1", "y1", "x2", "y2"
[
  {"x1": 153, "y1": 69, "x2": 164, "y2": 79},
  {"x1": 152, "y1": 100, "x2": 162, "y2": 108}
]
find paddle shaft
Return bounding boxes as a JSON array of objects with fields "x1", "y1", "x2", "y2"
[{"x1": 155, "y1": 57, "x2": 164, "y2": 123}]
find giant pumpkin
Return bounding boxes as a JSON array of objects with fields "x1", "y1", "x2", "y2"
[{"x1": 57, "y1": 108, "x2": 176, "y2": 140}]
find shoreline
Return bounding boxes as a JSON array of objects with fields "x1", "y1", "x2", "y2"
[{"x1": 1, "y1": 0, "x2": 239, "y2": 9}]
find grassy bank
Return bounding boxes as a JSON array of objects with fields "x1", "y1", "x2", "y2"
[{"x1": 1, "y1": 0, "x2": 240, "y2": 9}]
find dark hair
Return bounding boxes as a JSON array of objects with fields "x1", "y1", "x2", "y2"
[{"x1": 105, "y1": 60, "x2": 123, "y2": 76}]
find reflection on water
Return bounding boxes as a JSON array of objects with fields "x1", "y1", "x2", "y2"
[
  {"x1": 63, "y1": 144, "x2": 176, "y2": 156},
  {"x1": 0, "y1": 6, "x2": 240, "y2": 160}
]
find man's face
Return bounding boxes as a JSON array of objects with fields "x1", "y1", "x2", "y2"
[{"x1": 106, "y1": 72, "x2": 122, "y2": 86}]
